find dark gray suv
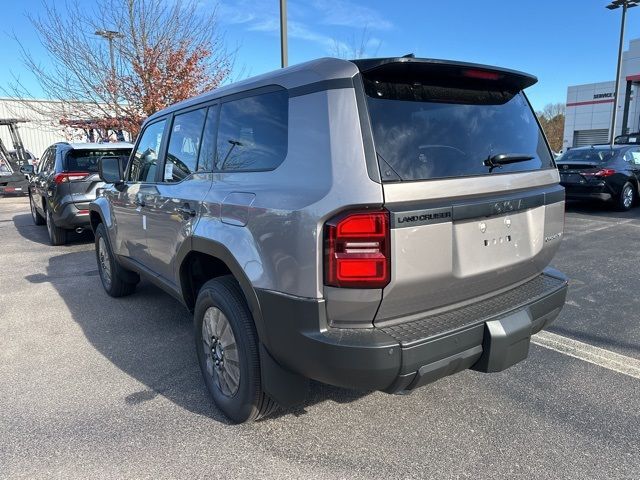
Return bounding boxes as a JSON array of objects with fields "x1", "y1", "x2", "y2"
[
  {"x1": 26, "y1": 142, "x2": 132, "y2": 245},
  {"x1": 90, "y1": 57, "x2": 568, "y2": 423}
]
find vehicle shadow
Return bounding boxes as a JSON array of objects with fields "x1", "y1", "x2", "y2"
[
  {"x1": 13, "y1": 213, "x2": 94, "y2": 246},
  {"x1": 26, "y1": 248, "x2": 368, "y2": 424}
]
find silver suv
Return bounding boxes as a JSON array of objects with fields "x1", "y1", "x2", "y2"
[{"x1": 90, "y1": 57, "x2": 568, "y2": 423}]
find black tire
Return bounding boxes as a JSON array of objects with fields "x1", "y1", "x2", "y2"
[
  {"x1": 94, "y1": 223, "x2": 138, "y2": 297},
  {"x1": 194, "y1": 276, "x2": 277, "y2": 423},
  {"x1": 617, "y1": 182, "x2": 636, "y2": 211},
  {"x1": 29, "y1": 194, "x2": 45, "y2": 225},
  {"x1": 45, "y1": 206, "x2": 67, "y2": 245}
]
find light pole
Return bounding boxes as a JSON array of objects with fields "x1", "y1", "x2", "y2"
[
  {"x1": 95, "y1": 30, "x2": 122, "y2": 80},
  {"x1": 95, "y1": 29, "x2": 123, "y2": 139},
  {"x1": 605, "y1": 0, "x2": 638, "y2": 147},
  {"x1": 279, "y1": 0, "x2": 288, "y2": 68}
]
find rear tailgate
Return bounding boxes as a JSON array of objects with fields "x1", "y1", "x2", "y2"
[
  {"x1": 63, "y1": 149, "x2": 130, "y2": 206},
  {"x1": 355, "y1": 58, "x2": 564, "y2": 322}
]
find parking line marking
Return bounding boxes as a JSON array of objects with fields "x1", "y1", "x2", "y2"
[{"x1": 532, "y1": 331, "x2": 640, "y2": 380}]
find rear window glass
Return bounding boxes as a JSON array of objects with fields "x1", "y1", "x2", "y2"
[
  {"x1": 558, "y1": 149, "x2": 617, "y2": 163},
  {"x1": 366, "y1": 83, "x2": 553, "y2": 182},
  {"x1": 65, "y1": 149, "x2": 131, "y2": 172}
]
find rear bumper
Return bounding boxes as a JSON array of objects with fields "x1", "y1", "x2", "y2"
[
  {"x1": 53, "y1": 202, "x2": 91, "y2": 229},
  {"x1": 259, "y1": 268, "x2": 568, "y2": 393},
  {"x1": 561, "y1": 182, "x2": 613, "y2": 202}
]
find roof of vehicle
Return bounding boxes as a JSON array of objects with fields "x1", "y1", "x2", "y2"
[
  {"x1": 146, "y1": 56, "x2": 537, "y2": 123},
  {"x1": 58, "y1": 142, "x2": 133, "y2": 150}
]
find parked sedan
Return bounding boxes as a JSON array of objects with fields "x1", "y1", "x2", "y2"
[
  {"x1": 24, "y1": 142, "x2": 132, "y2": 245},
  {"x1": 556, "y1": 145, "x2": 640, "y2": 211}
]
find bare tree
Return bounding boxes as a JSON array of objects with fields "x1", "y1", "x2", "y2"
[
  {"x1": 537, "y1": 103, "x2": 566, "y2": 152},
  {"x1": 329, "y1": 27, "x2": 381, "y2": 60},
  {"x1": 6, "y1": 0, "x2": 234, "y2": 137}
]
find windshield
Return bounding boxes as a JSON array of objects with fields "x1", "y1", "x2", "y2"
[
  {"x1": 366, "y1": 87, "x2": 553, "y2": 182},
  {"x1": 65, "y1": 149, "x2": 131, "y2": 172},
  {"x1": 558, "y1": 149, "x2": 617, "y2": 163}
]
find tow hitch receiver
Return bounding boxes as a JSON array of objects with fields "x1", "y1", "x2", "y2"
[{"x1": 473, "y1": 310, "x2": 533, "y2": 373}]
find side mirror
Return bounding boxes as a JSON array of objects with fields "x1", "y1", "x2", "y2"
[
  {"x1": 20, "y1": 164, "x2": 34, "y2": 174},
  {"x1": 99, "y1": 156, "x2": 124, "y2": 184}
]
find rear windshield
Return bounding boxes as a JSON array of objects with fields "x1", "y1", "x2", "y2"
[
  {"x1": 65, "y1": 149, "x2": 131, "y2": 172},
  {"x1": 558, "y1": 149, "x2": 617, "y2": 163},
  {"x1": 365, "y1": 82, "x2": 553, "y2": 182}
]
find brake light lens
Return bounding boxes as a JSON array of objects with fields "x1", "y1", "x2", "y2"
[
  {"x1": 324, "y1": 210, "x2": 390, "y2": 288},
  {"x1": 583, "y1": 168, "x2": 616, "y2": 178},
  {"x1": 54, "y1": 172, "x2": 89, "y2": 184},
  {"x1": 462, "y1": 69, "x2": 502, "y2": 81}
]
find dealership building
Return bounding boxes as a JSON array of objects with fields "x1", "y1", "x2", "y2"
[{"x1": 563, "y1": 37, "x2": 640, "y2": 149}]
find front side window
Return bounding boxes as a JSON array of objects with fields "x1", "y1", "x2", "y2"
[
  {"x1": 216, "y1": 90, "x2": 288, "y2": 171},
  {"x1": 164, "y1": 108, "x2": 207, "y2": 182},
  {"x1": 366, "y1": 83, "x2": 554, "y2": 182},
  {"x1": 129, "y1": 120, "x2": 166, "y2": 182}
]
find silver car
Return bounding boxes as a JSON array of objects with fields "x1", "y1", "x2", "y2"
[{"x1": 90, "y1": 57, "x2": 568, "y2": 423}]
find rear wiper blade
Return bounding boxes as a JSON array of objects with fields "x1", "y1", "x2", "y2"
[{"x1": 484, "y1": 153, "x2": 534, "y2": 172}]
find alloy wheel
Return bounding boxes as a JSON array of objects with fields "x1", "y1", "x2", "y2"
[
  {"x1": 97, "y1": 237, "x2": 112, "y2": 289},
  {"x1": 623, "y1": 185, "x2": 634, "y2": 209},
  {"x1": 202, "y1": 306, "x2": 240, "y2": 397},
  {"x1": 30, "y1": 196, "x2": 37, "y2": 222}
]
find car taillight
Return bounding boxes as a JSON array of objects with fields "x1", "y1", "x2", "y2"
[
  {"x1": 54, "y1": 172, "x2": 89, "y2": 184},
  {"x1": 583, "y1": 168, "x2": 616, "y2": 178},
  {"x1": 324, "y1": 210, "x2": 390, "y2": 288}
]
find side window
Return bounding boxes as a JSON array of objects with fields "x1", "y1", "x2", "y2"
[
  {"x1": 164, "y1": 108, "x2": 207, "y2": 182},
  {"x1": 216, "y1": 90, "x2": 288, "y2": 171},
  {"x1": 41, "y1": 149, "x2": 54, "y2": 174},
  {"x1": 36, "y1": 150, "x2": 49, "y2": 173},
  {"x1": 630, "y1": 148, "x2": 640, "y2": 165},
  {"x1": 129, "y1": 120, "x2": 166, "y2": 182},
  {"x1": 197, "y1": 107, "x2": 218, "y2": 172}
]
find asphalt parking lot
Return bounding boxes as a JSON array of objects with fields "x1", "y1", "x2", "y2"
[{"x1": 1, "y1": 196, "x2": 639, "y2": 479}]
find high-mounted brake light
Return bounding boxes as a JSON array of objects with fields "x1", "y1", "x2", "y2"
[
  {"x1": 54, "y1": 172, "x2": 90, "y2": 184},
  {"x1": 462, "y1": 69, "x2": 502, "y2": 81},
  {"x1": 324, "y1": 210, "x2": 390, "y2": 288}
]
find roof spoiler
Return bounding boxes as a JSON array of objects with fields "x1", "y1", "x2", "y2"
[{"x1": 351, "y1": 57, "x2": 538, "y2": 92}]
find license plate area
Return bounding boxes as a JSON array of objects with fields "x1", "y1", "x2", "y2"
[
  {"x1": 560, "y1": 173, "x2": 584, "y2": 184},
  {"x1": 452, "y1": 208, "x2": 543, "y2": 278}
]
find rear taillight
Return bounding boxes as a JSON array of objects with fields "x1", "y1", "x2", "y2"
[
  {"x1": 583, "y1": 168, "x2": 616, "y2": 178},
  {"x1": 324, "y1": 210, "x2": 390, "y2": 288},
  {"x1": 54, "y1": 172, "x2": 89, "y2": 184}
]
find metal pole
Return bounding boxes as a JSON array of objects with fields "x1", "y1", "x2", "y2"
[
  {"x1": 280, "y1": 0, "x2": 288, "y2": 68},
  {"x1": 108, "y1": 36, "x2": 116, "y2": 81},
  {"x1": 610, "y1": 3, "x2": 627, "y2": 147}
]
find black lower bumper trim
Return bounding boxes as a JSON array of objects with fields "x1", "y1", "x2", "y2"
[{"x1": 258, "y1": 269, "x2": 568, "y2": 394}]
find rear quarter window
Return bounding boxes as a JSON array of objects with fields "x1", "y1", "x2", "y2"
[
  {"x1": 215, "y1": 89, "x2": 288, "y2": 172},
  {"x1": 366, "y1": 83, "x2": 553, "y2": 182}
]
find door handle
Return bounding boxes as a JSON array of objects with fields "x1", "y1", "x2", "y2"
[{"x1": 176, "y1": 205, "x2": 196, "y2": 218}]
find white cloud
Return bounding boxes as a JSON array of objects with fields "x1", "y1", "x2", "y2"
[
  {"x1": 311, "y1": 0, "x2": 393, "y2": 30},
  {"x1": 216, "y1": 0, "x2": 392, "y2": 53}
]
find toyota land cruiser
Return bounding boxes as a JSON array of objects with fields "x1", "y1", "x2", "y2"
[{"x1": 90, "y1": 57, "x2": 568, "y2": 423}]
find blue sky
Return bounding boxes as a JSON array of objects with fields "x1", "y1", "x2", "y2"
[{"x1": 1, "y1": 0, "x2": 639, "y2": 111}]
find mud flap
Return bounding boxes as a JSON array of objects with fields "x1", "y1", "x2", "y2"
[{"x1": 472, "y1": 309, "x2": 533, "y2": 373}]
